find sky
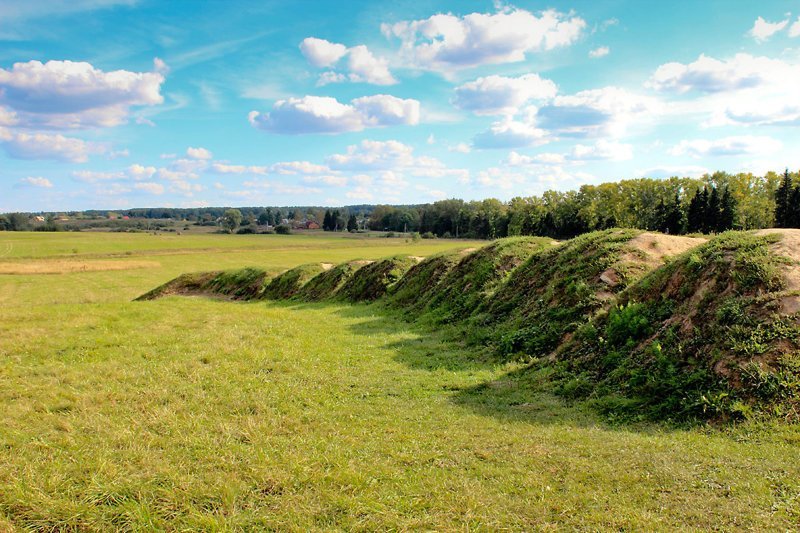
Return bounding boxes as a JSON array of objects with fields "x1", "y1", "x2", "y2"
[{"x1": 1, "y1": 0, "x2": 799, "y2": 212}]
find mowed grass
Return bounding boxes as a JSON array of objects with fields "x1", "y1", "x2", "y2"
[{"x1": 1, "y1": 232, "x2": 799, "y2": 530}]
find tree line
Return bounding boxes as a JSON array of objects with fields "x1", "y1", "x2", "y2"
[{"x1": 2, "y1": 170, "x2": 799, "y2": 238}]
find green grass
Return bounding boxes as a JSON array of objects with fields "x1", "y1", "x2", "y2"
[{"x1": 1, "y1": 231, "x2": 799, "y2": 529}]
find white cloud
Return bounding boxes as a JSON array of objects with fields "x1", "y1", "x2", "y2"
[
  {"x1": 326, "y1": 139, "x2": 467, "y2": 180},
  {"x1": 791, "y1": 17, "x2": 800, "y2": 37},
  {"x1": 128, "y1": 164, "x2": 156, "y2": 180},
  {"x1": 270, "y1": 161, "x2": 329, "y2": 175},
  {"x1": 210, "y1": 162, "x2": 268, "y2": 175},
  {"x1": 299, "y1": 37, "x2": 348, "y2": 67},
  {"x1": 453, "y1": 73, "x2": 557, "y2": 115},
  {"x1": 647, "y1": 53, "x2": 795, "y2": 93},
  {"x1": 570, "y1": 139, "x2": 633, "y2": 161},
  {"x1": 347, "y1": 45, "x2": 396, "y2": 85},
  {"x1": 17, "y1": 176, "x2": 53, "y2": 188},
  {"x1": 536, "y1": 87, "x2": 661, "y2": 137},
  {"x1": 382, "y1": 8, "x2": 585, "y2": 72},
  {"x1": 72, "y1": 170, "x2": 125, "y2": 182},
  {"x1": 249, "y1": 94, "x2": 420, "y2": 134},
  {"x1": 134, "y1": 182, "x2": 165, "y2": 195},
  {"x1": 668, "y1": 136, "x2": 782, "y2": 158},
  {"x1": 506, "y1": 151, "x2": 565, "y2": 166},
  {"x1": 0, "y1": 60, "x2": 165, "y2": 128},
  {"x1": 589, "y1": 46, "x2": 609, "y2": 58},
  {"x1": 647, "y1": 53, "x2": 800, "y2": 126},
  {"x1": 0, "y1": 129, "x2": 104, "y2": 162},
  {"x1": 317, "y1": 72, "x2": 346, "y2": 86},
  {"x1": 301, "y1": 38, "x2": 396, "y2": 85},
  {"x1": 327, "y1": 139, "x2": 416, "y2": 170},
  {"x1": 472, "y1": 116, "x2": 548, "y2": 148},
  {"x1": 186, "y1": 146, "x2": 212, "y2": 159},
  {"x1": 749, "y1": 16, "x2": 789, "y2": 42},
  {"x1": 345, "y1": 187, "x2": 374, "y2": 200},
  {"x1": 448, "y1": 142, "x2": 471, "y2": 153},
  {"x1": 302, "y1": 175, "x2": 348, "y2": 187}
]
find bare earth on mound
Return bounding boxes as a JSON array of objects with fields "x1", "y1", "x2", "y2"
[
  {"x1": 597, "y1": 233, "x2": 706, "y2": 295},
  {"x1": 756, "y1": 229, "x2": 800, "y2": 313}
]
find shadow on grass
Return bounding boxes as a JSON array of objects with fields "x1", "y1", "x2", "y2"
[{"x1": 268, "y1": 299, "x2": 608, "y2": 429}]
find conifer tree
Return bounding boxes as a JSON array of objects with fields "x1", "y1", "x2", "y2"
[
  {"x1": 687, "y1": 188, "x2": 705, "y2": 233},
  {"x1": 718, "y1": 187, "x2": 737, "y2": 231},
  {"x1": 704, "y1": 186, "x2": 719, "y2": 233},
  {"x1": 775, "y1": 169, "x2": 793, "y2": 228}
]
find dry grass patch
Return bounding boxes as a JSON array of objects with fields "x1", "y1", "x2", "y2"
[{"x1": 0, "y1": 260, "x2": 161, "y2": 275}]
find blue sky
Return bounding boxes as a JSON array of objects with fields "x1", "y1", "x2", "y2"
[{"x1": 1, "y1": 0, "x2": 799, "y2": 212}]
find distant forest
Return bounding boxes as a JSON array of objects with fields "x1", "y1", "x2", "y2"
[{"x1": 3, "y1": 169, "x2": 800, "y2": 239}]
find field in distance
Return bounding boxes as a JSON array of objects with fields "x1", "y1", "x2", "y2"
[{"x1": 0, "y1": 231, "x2": 798, "y2": 530}]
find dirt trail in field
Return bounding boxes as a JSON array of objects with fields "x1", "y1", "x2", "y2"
[{"x1": 0, "y1": 260, "x2": 161, "y2": 275}]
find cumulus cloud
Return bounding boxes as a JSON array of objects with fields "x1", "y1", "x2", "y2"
[
  {"x1": 299, "y1": 37, "x2": 348, "y2": 67},
  {"x1": 570, "y1": 139, "x2": 633, "y2": 161},
  {"x1": 72, "y1": 169, "x2": 125, "y2": 182},
  {"x1": 17, "y1": 176, "x2": 53, "y2": 188},
  {"x1": 301, "y1": 38, "x2": 396, "y2": 85},
  {"x1": 506, "y1": 151, "x2": 564, "y2": 166},
  {"x1": 472, "y1": 116, "x2": 548, "y2": 148},
  {"x1": 668, "y1": 135, "x2": 782, "y2": 158},
  {"x1": 210, "y1": 162, "x2": 268, "y2": 175},
  {"x1": 249, "y1": 94, "x2": 420, "y2": 134},
  {"x1": 186, "y1": 146, "x2": 212, "y2": 159},
  {"x1": 134, "y1": 182, "x2": 165, "y2": 195},
  {"x1": 535, "y1": 87, "x2": 661, "y2": 137},
  {"x1": 347, "y1": 45, "x2": 396, "y2": 85},
  {"x1": 647, "y1": 53, "x2": 794, "y2": 93},
  {"x1": 0, "y1": 60, "x2": 165, "y2": 128},
  {"x1": 382, "y1": 8, "x2": 585, "y2": 72},
  {"x1": 749, "y1": 16, "x2": 789, "y2": 42},
  {"x1": 269, "y1": 161, "x2": 329, "y2": 175},
  {"x1": 127, "y1": 164, "x2": 157, "y2": 180},
  {"x1": 453, "y1": 73, "x2": 557, "y2": 115},
  {"x1": 0, "y1": 129, "x2": 105, "y2": 162},
  {"x1": 589, "y1": 46, "x2": 609, "y2": 58},
  {"x1": 326, "y1": 139, "x2": 467, "y2": 180},
  {"x1": 647, "y1": 53, "x2": 800, "y2": 126}
]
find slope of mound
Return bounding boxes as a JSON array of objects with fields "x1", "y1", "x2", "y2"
[
  {"x1": 553, "y1": 231, "x2": 800, "y2": 421},
  {"x1": 385, "y1": 250, "x2": 470, "y2": 312},
  {"x1": 481, "y1": 229, "x2": 706, "y2": 359},
  {"x1": 421, "y1": 237, "x2": 555, "y2": 323},
  {"x1": 262, "y1": 263, "x2": 328, "y2": 300},
  {"x1": 296, "y1": 260, "x2": 372, "y2": 301},
  {"x1": 337, "y1": 256, "x2": 419, "y2": 302},
  {"x1": 135, "y1": 268, "x2": 271, "y2": 301}
]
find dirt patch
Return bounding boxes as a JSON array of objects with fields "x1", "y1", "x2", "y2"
[
  {"x1": 320, "y1": 263, "x2": 334, "y2": 270},
  {"x1": 755, "y1": 229, "x2": 800, "y2": 313},
  {"x1": 0, "y1": 260, "x2": 161, "y2": 275},
  {"x1": 624, "y1": 233, "x2": 706, "y2": 266}
]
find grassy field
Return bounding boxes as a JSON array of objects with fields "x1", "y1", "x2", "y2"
[{"x1": 1, "y1": 231, "x2": 799, "y2": 530}]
